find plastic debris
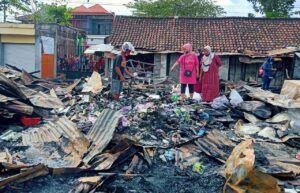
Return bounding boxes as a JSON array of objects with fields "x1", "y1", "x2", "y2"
[
  {"x1": 229, "y1": 89, "x2": 243, "y2": 107},
  {"x1": 192, "y1": 162, "x2": 204, "y2": 174},
  {"x1": 197, "y1": 127, "x2": 206, "y2": 137},
  {"x1": 211, "y1": 95, "x2": 229, "y2": 110}
]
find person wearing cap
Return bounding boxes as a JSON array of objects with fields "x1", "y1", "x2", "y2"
[{"x1": 111, "y1": 42, "x2": 135, "y2": 100}]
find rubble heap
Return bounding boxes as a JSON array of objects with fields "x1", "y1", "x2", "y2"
[{"x1": 0, "y1": 66, "x2": 300, "y2": 193}]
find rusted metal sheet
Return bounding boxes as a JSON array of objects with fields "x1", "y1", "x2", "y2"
[
  {"x1": 22, "y1": 117, "x2": 89, "y2": 167},
  {"x1": 55, "y1": 79, "x2": 81, "y2": 96},
  {"x1": 83, "y1": 109, "x2": 121, "y2": 165},
  {"x1": 21, "y1": 70, "x2": 35, "y2": 85},
  {"x1": 89, "y1": 141, "x2": 138, "y2": 170},
  {"x1": 244, "y1": 85, "x2": 300, "y2": 108},
  {"x1": 0, "y1": 72, "x2": 27, "y2": 100},
  {"x1": 255, "y1": 142, "x2": 300, "y2": 176},
  {"x1": 19, "y1": 85, "x2": 64, "y2": 109},
  {"x1": 195, "y1": 129, "x2": 236, "y2": 163},
  {"x1": 69, "y1": 176, "x2": 105, "y2": 193},
  {"x1": 22, "y1": 117, "x2": 87, "y2": 145},
  {"x1": 0, "y1": 93, "x2": 33, "y2": 115},
  {"x1": 224, "y1": 139, "x2": 281, "y2": 193},
  {"x1": 1, "y1": 70, "x2": 63, "y2": 110},
  {"x1": 0, "y1": 164, "x2": 49, "y2": 188},
  {"x1": 1, "y1": 100, "x2": 34, "y2": 115},
  {"x1": 0, "y1": 94, "x2": 16, "y2": 103},
  {"x1": 268, "y1": 47, "x2": 300, "y2": 56}
]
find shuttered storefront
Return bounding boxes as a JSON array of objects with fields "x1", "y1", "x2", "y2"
[{"x1": 3, "y1": 43, "x2": 36, "y2": 73}]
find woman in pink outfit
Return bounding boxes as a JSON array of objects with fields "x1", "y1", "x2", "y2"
[
  {"x1": 200, "y1": 46, "x2": 222, "y2": 102},
  {"x1": 171, "y1": 43, "x2": 199, "y2": 99}
]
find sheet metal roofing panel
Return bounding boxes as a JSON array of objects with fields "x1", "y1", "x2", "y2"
[
  {"x1": 22, "y1": 116, "x2": 86, "y2": 146},
  {"x1": 0, "y1": 94, "x2": 16, "y2": 103},
  {"x1": 83, "y1": 109, "x2": 121, "y2": 164}
]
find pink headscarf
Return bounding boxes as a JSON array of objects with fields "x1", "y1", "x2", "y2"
[{"x1": 182, "y1": 43, "x2": 192, "y2": 53}]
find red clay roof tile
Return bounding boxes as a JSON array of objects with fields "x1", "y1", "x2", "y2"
[
  {"x1": 72, "y1": 4, "x2": 110, "y2": 15},
  {"x1": 108, "y1": 16, "x2": 300, "y2": 53}
]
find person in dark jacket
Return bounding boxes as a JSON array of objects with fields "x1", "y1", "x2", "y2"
[
  {"x1": 261, "y1": 57, "x2": 275, "y2": 90},
  {"x1": 111, "y1": 42, "x2": 135, "y2": 100},
  {"x1": 194, "y1": 48, "x2": 203, "y2": 94}
]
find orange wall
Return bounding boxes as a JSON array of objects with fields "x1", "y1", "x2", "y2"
[{"x1": 41, "y1": 54, "x2": 55, "y2": 79}]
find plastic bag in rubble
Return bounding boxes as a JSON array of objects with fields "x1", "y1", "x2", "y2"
[
  {"x1": 224, "y1": 139, "x2": 281, "y2": 193},
  {"x1": 193, "y1": 93, "x2": 202, "y2": 101},
  {"x1": 171, "y1": 85, "x2": 181, "y2": 94},
  {"x1": 229, "y1": 89, "x2": 243, "y2": 107},
  {"x1": 211, "y1": 95, "x2": 229, "y2": 110},
  {"x1": 122, "y1": 116, "x2": 130, "y2": 128}
]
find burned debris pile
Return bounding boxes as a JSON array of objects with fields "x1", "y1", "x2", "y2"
[{"x1": 0, "y1": 66, "x2": 300, "y2": 193}]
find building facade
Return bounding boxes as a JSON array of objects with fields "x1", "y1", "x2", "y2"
[
  {"x1": 108, "y1": 16, "x2": 300, "y2": 88},
  {"x1": 0, "y1": 23, "x2": 84, "y2": 79},
  {"x1": 0, "y1": 23, "x2": 38, "y2": 73},
  {"x1": 70, "y1": 4, "x2": 113, "y2": 46}
]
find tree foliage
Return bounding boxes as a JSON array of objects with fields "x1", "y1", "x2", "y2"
[
  {"x1": 0, "y1": 0, "x2": 31, "y2": 22},
  {"x1": 127, "y1": 0, "x2": 225, "y2": 17},
  {"x1": 32, "y1": 4, "x2": 73, "y2": 26},
  {"x1": 247, "y1": 0, "x2": 296, "y2": 18}
]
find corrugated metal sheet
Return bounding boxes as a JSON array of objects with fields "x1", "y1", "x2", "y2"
[
  {"x1": 19, "y1": 85, "x2": 64, "y2": 109},
  {"x1": 83, "y1": 109, "x2": 121, "y2": 164},
  {"x1": 22, "y1": 117, "x2": 89, "y2": 167},
  {"x1": 0, "y1": 93, "x2": 16, "y2": 103},
  {"x1": 22, "y1": 116, "x2": 87, "y2": 145},
  {"x1": 195, "y1": 129, "x2": 236, "y2": 163}
]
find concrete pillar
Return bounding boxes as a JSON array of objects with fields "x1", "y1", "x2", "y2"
[
  {"x1": 219, "y1": 56, "x2": 229, "y2": 80},
  {"x1": 160, "y1": 54, "x2": 167, "y2": 77},
  {"x1": 35, "y1": 36, "x2": 41, "y2": 78},
  {"x1": 153, "y1": 53, "x2": 168, "y2": 78},
  {"x1": 153, "y1": 53, "x2": 161, "y2": 77}
]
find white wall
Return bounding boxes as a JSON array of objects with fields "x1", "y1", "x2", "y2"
[{"x1": 87, "y1": 35, "x2": 108, "y2": 46}]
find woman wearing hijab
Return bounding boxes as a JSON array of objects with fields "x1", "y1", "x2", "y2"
[
  {"x1": 200, "y1": 46, "x2": 222, "y2": 102},
  {"x1": 194, "y1": 48, "x2": 203, "y2": 94},
  {"x1": 171, "y1": 43, "x2": 199, "y2": 99}
]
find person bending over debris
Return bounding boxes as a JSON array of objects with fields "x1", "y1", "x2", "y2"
[
  {"x1": 171, "y1": 43, "x2": 199, "y2": 100},
  {"x1": 111, "y1": 42, "x2": 135, "y2": 100},
  {"x1": 200, "y1": 46, "x2": 222, "y2": 102}
]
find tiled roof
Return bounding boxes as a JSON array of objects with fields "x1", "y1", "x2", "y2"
[
  {"x1": 72, "y1": 5, "x2": 89, "y2": 14},
  {"x1": 88, "y1": 4, "x2": 109, "y2": 14},
  {"x1": 108, "y1": 16, "x2": 300, "y2": 53},
  {"x1": 71, "y1": 4, "x2": 110, "y2": 15}
]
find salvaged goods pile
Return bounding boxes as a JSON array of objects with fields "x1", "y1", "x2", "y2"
[{"x1": 0, "y1": 66, "x2": 300, "y2": 193}]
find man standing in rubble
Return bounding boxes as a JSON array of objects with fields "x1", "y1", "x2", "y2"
[
  {"x1": 261, "y1": 57, "x2": 275, "y2": 90},
  {"x1": 111, "y1": 42, "x2": 135, "y2": 100}
]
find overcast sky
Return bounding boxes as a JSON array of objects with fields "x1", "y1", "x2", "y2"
[
  {"x1": 66, "y1": 0, "x2": 300, "y2": 17},
  {"x1": 3, "y1": 0, "x2": 300, "y2": 21}
]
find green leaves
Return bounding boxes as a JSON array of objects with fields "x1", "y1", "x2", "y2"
[
  {"x1": 247, "y1": 0, "x2": 296, "y2": 18},
  {"x1": 0, "y1": 0, "x2": 31, "y2": 21},
  {"x1": 31, "y1": 4, "x2": 73, "y2": 26},
  {"x1": 0, "y1": 0, "x2": 30, "y2": 12},
  {"x1": 127, "y1": 0, "x2": 225, "y2": 17}
]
